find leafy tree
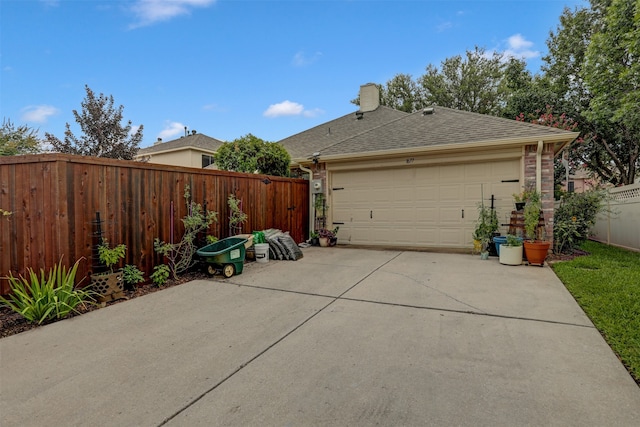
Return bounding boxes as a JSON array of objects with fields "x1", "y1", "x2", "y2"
[
  {"x1": 516, "y1": 106, "x2": 583, "y2": 191},
  {"x1": 351, "y1": 48, "x2": 523, "y2": 116},
  {"x1": 379, "y1": 74, "x2": 425, "y2": 113},
  {"x1": 542, "y1": 5, "x2": 601, "y2": 113},
  {"x1": 582, "y1": 0, "x2": 639, "y2": 185},
  {"x1": 418, "y1": 46, "x2": 508, "y2": 115},
  {"x1": 257, "y1": 141, "x2": 291, "y2": 177},
  {"x1": 540, "y1": 0, "x2": 638, "y2": 186},
  {"x1": 0, "y1": 119, "x2": 41, "y2": 156},
  {"x1": 44, "y1": 85, "x2": 143, "y2": 160},
  {"x1": 215, "y1": 134, "x2": 290, "y2": 177}
]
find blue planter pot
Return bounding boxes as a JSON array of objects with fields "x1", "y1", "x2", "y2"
[{"x1": 493, "y1": 236, "x2": 507, "y2": 256}]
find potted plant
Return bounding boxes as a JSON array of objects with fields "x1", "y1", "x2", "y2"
[
  {"x1": 252, "y1": 230, "x2": 270, "y2": 263},
  {"x1": 499, "y1": 234, "x2": 523, "y2": 265},
  {"x1": 473, "y1": 203, "x2": 499, "y2": 258},
  {"x1": 523, "y1": 190, "x2": 551, "y2": 266},
  {"x1": 91, "y1": 239, "x2": 127, "y2": 302},
  {"x1": 309, "y1": 230, "x2": 320, "y2": 246},
  {"x1": 513, "y1": 187, "x2": 535, "y2": 211},
  {"x1": 317, "y1": 227, "x2": 339, "y2": 247}
]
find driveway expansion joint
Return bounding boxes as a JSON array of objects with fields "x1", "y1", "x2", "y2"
[{"x1": 158, "y1": 252, "x2": 402, "y2": 426}]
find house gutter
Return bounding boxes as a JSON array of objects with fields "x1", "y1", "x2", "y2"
[{"x1": 296, "y1": 163, "x2": 314, "y2": 239}]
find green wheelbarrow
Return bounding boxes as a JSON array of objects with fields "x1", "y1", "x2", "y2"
[{"x1": 196, "y1": 236, "x2": 248, "y2": 278}]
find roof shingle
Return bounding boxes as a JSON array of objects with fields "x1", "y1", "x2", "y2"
[
  {"x1": 279, "y1": 106, "x2": 577, "y2": 160},
  {"x1": 138, "y1": 133, "x2": 225, "y2": 155}
]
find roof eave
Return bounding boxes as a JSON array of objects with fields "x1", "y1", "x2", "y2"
[
  {"x1": 292, "y1": 132, "x2": 580, "y2": 165},
  {"x1": 135, "y1": 146, "x2": 218, "y2": 158}
]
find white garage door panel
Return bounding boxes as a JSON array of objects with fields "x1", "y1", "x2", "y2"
[
  {"x1": 394, "y1": 188, "x2": 414, "y2": 202},
  {"x1": 440, "y1": 228, "x2": 463, "y2": 245},
  {"x1": 415, "y1": 186, "x2": 438, "y2": 203},
  {"x1": 440, "y1": 207, "x2": 463, "y2": 224},
  {"x1": 439, "y1": 184, "x2": 464, "y2": 201},
  {"x1": 415, "y1": 207, "x2": 438, "y2": 224},
  {"x1": 331, "y1": 159, "x2": 520, "y2": 247}
]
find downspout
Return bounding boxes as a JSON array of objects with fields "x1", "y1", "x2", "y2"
[
  {"x1": 536, "y1": 140, "x2": 545, "y2": 241},
  {"x1": 536, "y1": 140, "x2": 543, "y2": 193},
  {"x1": 298, "y1": 164, "x2": 314, "y2": 240}
]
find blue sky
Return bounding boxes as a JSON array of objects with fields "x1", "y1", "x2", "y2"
[{"x1": 1, "y1": 0, "x2": 586, "y2": 148}]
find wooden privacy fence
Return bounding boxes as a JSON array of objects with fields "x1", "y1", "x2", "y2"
[{"x1": 0, "y1": 154, "x2": 309, "y2": 295}]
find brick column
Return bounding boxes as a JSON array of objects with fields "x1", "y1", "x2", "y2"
[{"x1": 524, "y1": 143, "x2": 555, "y2": 246}]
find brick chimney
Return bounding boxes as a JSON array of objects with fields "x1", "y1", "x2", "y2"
[{"x1": 359, "y1": 83, "x2": 380, "y2": 112}]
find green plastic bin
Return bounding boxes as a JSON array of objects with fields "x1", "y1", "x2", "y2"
[{"x1": 196, "y1": 236, "x2": 247, "y2": 278}]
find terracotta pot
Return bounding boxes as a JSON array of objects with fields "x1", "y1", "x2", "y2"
[{"x1": 523, "y1": 241, "x2": 551, "y2": 266}]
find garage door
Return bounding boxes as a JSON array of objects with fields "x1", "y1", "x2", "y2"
[{"x1": 331, "y1": 160, "x2": 521, "y2": 248}]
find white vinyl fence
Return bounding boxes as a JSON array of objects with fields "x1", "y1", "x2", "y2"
[{"x1": 590, "y1": 182, "x2": 640, "y2": 252}]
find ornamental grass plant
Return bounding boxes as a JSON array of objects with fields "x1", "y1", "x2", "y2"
[{"x1": 0, "y1": 258, "x2": 95, "y2": 324}]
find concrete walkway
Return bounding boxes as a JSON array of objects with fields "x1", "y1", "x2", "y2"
[{"x1": 1, "y1": 247, "x2": 639, "y2": 426}]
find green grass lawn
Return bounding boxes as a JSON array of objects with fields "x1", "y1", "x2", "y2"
[{"x1": 552, "y1": 240, "x2": 640, "y2": 383}]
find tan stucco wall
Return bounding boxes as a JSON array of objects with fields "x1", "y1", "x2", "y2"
[{"x1": 135, "y1": 149, "x2": 213, "y2": 169}]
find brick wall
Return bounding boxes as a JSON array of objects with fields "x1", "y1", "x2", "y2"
[{"x1": 523, "y1": 143, "x2": 555, "y2": 244}]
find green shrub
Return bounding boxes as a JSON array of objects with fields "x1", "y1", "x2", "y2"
[
  {"x1": 122, "y1": 264, "x2": 144, "y2": 288},
  {"x1": 554, "y1": 190, "x2": 607, "y2": 254},
  {"x1": 150, "y1": 264, "x2": 170, "y2": 287},
  {"x1": 154, "y1": 185, "x2": 217, "y2": 279},
  {"x1": 0, "y1": 259, "x2": 94, "y2": 324},
  {"x1": 98, "y1": 239, "x2": 126, "y2": 273}
]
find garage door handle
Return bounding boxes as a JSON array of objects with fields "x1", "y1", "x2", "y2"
[
  {"x1": 462, "y1": 209, "x2": 464, "y2": 219},
  {"x1": 370, "y1": 210, "x2": 373, "y2": 219}
]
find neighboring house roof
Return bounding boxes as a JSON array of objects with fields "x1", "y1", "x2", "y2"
[
  {"x1": 278, "y1": 106, "x2": 408, "y2": 159},
  {"x1": 136, "y1": 133, "x2": 225, "y2": 156},
  {"x1": 280, "y1": 106, "x2": 579, "y2": 163}
]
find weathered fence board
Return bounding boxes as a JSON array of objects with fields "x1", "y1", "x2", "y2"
[{"x1": 0, "y1": 154, "x2": 309, "y2": 294}]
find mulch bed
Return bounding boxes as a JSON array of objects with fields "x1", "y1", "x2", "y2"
[
  {"x1": 546, "y1": 248, "x2": 590, "y2": 264},
  {"x1": 0, "y1": 270, "x2": 209, "y2": 339}
]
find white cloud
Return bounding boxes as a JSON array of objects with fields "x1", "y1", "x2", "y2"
[
  {"x1": 507, "y1": 34, "x2": 533, "y2": 50},
  {"x1": 158, "y1": 121, "x2": 186, "y2": 140},
  {"x1": 502, "y1": 33, "x2": 540, "y2": 60},
  {"x1": 202, "y1": 103, "x2": 225, "y2": 112},
  {"x1": 292, "y1": 51, "x2": 323, "y2": 67},
  {"x1": 436, "y1": 21, "x2": 453, "y2": 32},
  {"x1": 263, "y1": 101, "x2": 304, "y2": 117},
  {"x1": 263, "y1": 101, "x2": 324, "y2": 118},
  {"x1": 20, "y1": 105, "x2": 59, "y2": 123},
  {"x1": 302, "y1": 108, "x2": 324, "y2": 118},
  {"x1": 130, "y1": 0, "x2": 216, "y2": 28}
]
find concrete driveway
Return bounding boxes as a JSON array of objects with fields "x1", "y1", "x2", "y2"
[{"x1": 1, "y1": 247, "x2": 639, "y2": 426}]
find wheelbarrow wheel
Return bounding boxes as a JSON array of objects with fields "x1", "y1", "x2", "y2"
[
  {"x1": 207, "y1": 265, "x2": 217, "y2": 276},
  {"x1": 222, "y1": 264, "x2": 235, "y2": 278}
]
